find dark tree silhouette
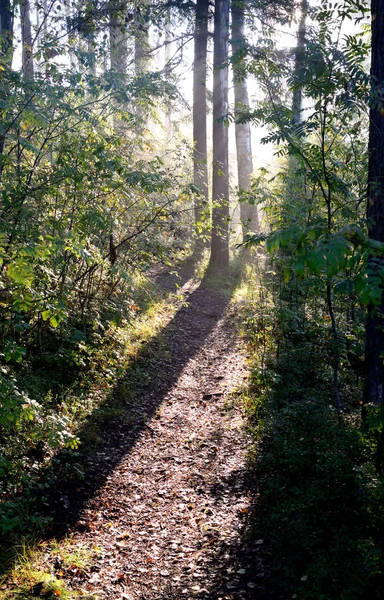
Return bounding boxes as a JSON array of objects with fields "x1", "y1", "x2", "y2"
[{"x1": 365, "y1": 0, "x2": 384, "y2": 411}]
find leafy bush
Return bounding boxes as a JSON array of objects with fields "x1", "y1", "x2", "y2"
[{"x1": 243, "y1": 263, "x2": 384, "y2": 600}]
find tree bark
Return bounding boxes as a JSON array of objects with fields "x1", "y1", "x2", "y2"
[
  {"x1": 134, "y1": 0, "x2": 149, "y2": 123},
  {"x1": 209, "y1": 0, "x2": 230, "y2": 269},
  {"x1": 20, "y1": 0, "x2": 34, "y2": 79},
  {"x1": 364, "y1": 0, "x2": 384, "y2": 407},
  {"x1": 109, "y1": 0, "x2": 129, "y2": 132},
  {"x1": 291, "y1": 0, "x2": 307, "y2": 124},
  {"x1": 231, "y1": 0, "x2": 258, "y2": 241},
  {"x1": 193, "y1": 0, "x2": 209, "y2": 250},
  {"x1": 65, "y1": 0, "x2": 77, "y2": 73},
  {"x1": 87, "y1": 34, "x2": 97, "y2": 76},
  {"x1": 164, "y1": 11, "x2": 172, "y2": 139},
  {"x1": 109, "y1": 0, "x2": 128, "y2": 76},
  {"x1": 134, "y1": 0, "x2": 149, "y2": 77},
  {"x1": 0, "y1": 0, "x2": 13, "y2": 64},
  {"x1": 0, "y1": 0, "x2": 14, "y2": 177}
]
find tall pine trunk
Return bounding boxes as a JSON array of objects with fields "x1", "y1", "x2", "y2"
[
  {"x1": 20, "y1": 0, "x2": 34, "y2": 78},
  {"x1": 193, "y1": 0, "x2": 209, "y2": 250},
  {"x1": 0, "y1": 0, "x2": 13, "y2": 64},
  {"x1": 109, "y1": 0, "x2": 128, "y2": 76},
  {"x1": 164, "y1": 11, "x2": 172, "y2": 139},
  {"x1": 134, "y1": 0, "x2": 149, "y2": 122},
  {"x1": 0, "y1": 0, "x2": 14, "y2": 178},
  {"x1": 109, "y1": 0, "x2": 128, "y2": 132},
  {"x1": 231, "y1": 0, "x2": 258, "y2": 240},
  {"x1": 291, "y1": 0, "x2": 307, "y2": 123},
  {"x1": 209, "y1": 0, "x2": 230, "y2": 269},
  {"x1": 289, "y1": 0, "x2": 307, "y2": 185},
  {"x1": 364, "y1": 0, "x2": 384, "y2": 409},
  {"x1": 134, "y1": 0, "x2": 149, "y2": 77}
]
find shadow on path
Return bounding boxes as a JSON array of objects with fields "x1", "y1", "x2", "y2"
[
  {"x1": 145, "y1": 470, "x2": 277, "y2": 600},
  {"x1": 0, "y1": 268, "x2": 237, "y2": 562},
  {"x1": 2, "y1": 264, "x2": 281, "y2": 600}
]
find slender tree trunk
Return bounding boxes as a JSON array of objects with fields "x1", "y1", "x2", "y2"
[
  {"x1": 109, "y1": 0, "x2": 128, "y2": 75},
  {"x1": 65, "y1": 0, "x2": 77, "y2": 73},
  {"x1": 109, "y1": 0, "x2": 128, "y2": 132},
  {"x1": 209, "y1": 0, "x2": 230, "y2": 269},
  {"x1": 134, "y1": 0, "x2": 149, "y2": 122},
  {"x1": 291, "y1": 0, "x2": 308, "y2": 123},
  {"x1": 0, "y1": 0, "x2": 14, "y2": 64},
  {"x1": 87, "y1": 35, "x2": 97, "y2": 76},
  {"x1": 0, "y1": 0, "x2": 14, "y2": 177},
  {"x1": 134, "y1": 0, "x2": 149, "y2": 76},
  {"x1": 231, "y1": 0, "x2": 258, "y2": 240},
  {"x1": 364, "y1": 0, "x2": 384, "y2": 410},
  {"x1": 20, "y1": 0, "x2": 34, "y2": 78},
  {"x1": 164, "y1": 11, "x2": 172, "y2": 139},
  {"x1": 81, "y1": 0, "x2": 97, "y2": 76},
  {"x1": 193, "y1": 0, "x2": 209, "y2": 251}
]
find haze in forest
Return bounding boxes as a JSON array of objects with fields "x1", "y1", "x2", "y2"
[{"x1": 1, "y1": 1, "x2": 384, "y2": 599}]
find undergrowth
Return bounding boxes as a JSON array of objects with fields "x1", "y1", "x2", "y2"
[
  {"x1": 241, "y1": 255, "x2": 384, "y2": 600},
  {"x1": 0, "y1": 260, "x2": 192, "y2": 567},
  {"x1": 0, "y1": 536, "x2": 100, "y2": 599}
]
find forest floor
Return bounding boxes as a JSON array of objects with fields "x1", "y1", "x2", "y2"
[{"x1": 3, "y1": 265, "x2": 271, "y2": 600}]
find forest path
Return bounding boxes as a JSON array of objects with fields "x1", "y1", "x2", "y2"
[{"x1": 34, "y1": 270, "x2": 264, "y2": 600}]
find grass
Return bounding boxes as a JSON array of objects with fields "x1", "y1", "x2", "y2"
[{"x1": 1, "y1": 537, "x2": 100, "y2": 599}]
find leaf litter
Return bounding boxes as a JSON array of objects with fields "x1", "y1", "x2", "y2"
[{"x1": 12, "y1": 270, "x2": 270, "y2": 599}]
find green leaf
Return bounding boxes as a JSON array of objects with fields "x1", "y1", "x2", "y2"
[
  {"x1": 49, "y1": 316, "x2": 60, "y2": 328},
  {"x1": 7, "y1": 261, "x2": 34, "y2": 286}
]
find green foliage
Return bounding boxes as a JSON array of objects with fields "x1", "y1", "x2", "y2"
[
  {"x1": 255, "y1": 396, "x2": 383, "y2": 599},
  {"x1": 242, "y1": 260, "x2": 384, "y2": 600},
  {"x1": 240, "y1": 0, "x2": 373, "y2": 420},
  {"x1": 0, "y1": 1, "x2": 196, "y2": 540},
  {"x1": 238, "y1": 3, "x2": 384, "y2": 597}
]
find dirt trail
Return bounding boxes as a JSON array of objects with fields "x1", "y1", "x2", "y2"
[{"x1": 37, "y1": 272, "x2": 265, "y2": 599}]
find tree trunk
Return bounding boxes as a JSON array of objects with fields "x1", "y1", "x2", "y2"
[
  {"x1": 134, "y1": 0, "x2": 149, "y2": 77},
  {"x1": 134, "y1": 0, "x2": 149, "y2": 122},
  {"x1": 109, "y1": 0, "x2": 128, "y2": 75},
  {"x1": 364, "y1": 0, "x2": 384, "y2": 408},
  {"x1": 109, "y1": 0, "x2": 128, "y2": 132},
  {"x1": 231, "y1": 0, "x2": 258, "y2": 241},
  {"x1": 209, "y1": 0, "x2": 230, "y2": 269},
  {"x1": 20, "y1": 0, "x2": 34, "y2": 78},
  {"x1": 0, "y1": 0, "x2": 13, "y2": 64},
  {"x1": 81, "y1": 1, "x2": 97, "y2": 76},
  {"x1": 291, "y1": 0, "x2": 307, "y2": 123},
  {"x1": 87, "y1": 35, "x2": 97, "y2": 76},
  {"x1": 193, "y1": 0, "x2": 209, "y2": 251},
  {"x1": 164, "y1": 11, "x2": 172, "y2": 139},
  {"x1": 65, "y1": 0, "x2": 78, "y2": 73},
  {"x1": 0, "y1": 0, "x2": 14, "y2": 177}
]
